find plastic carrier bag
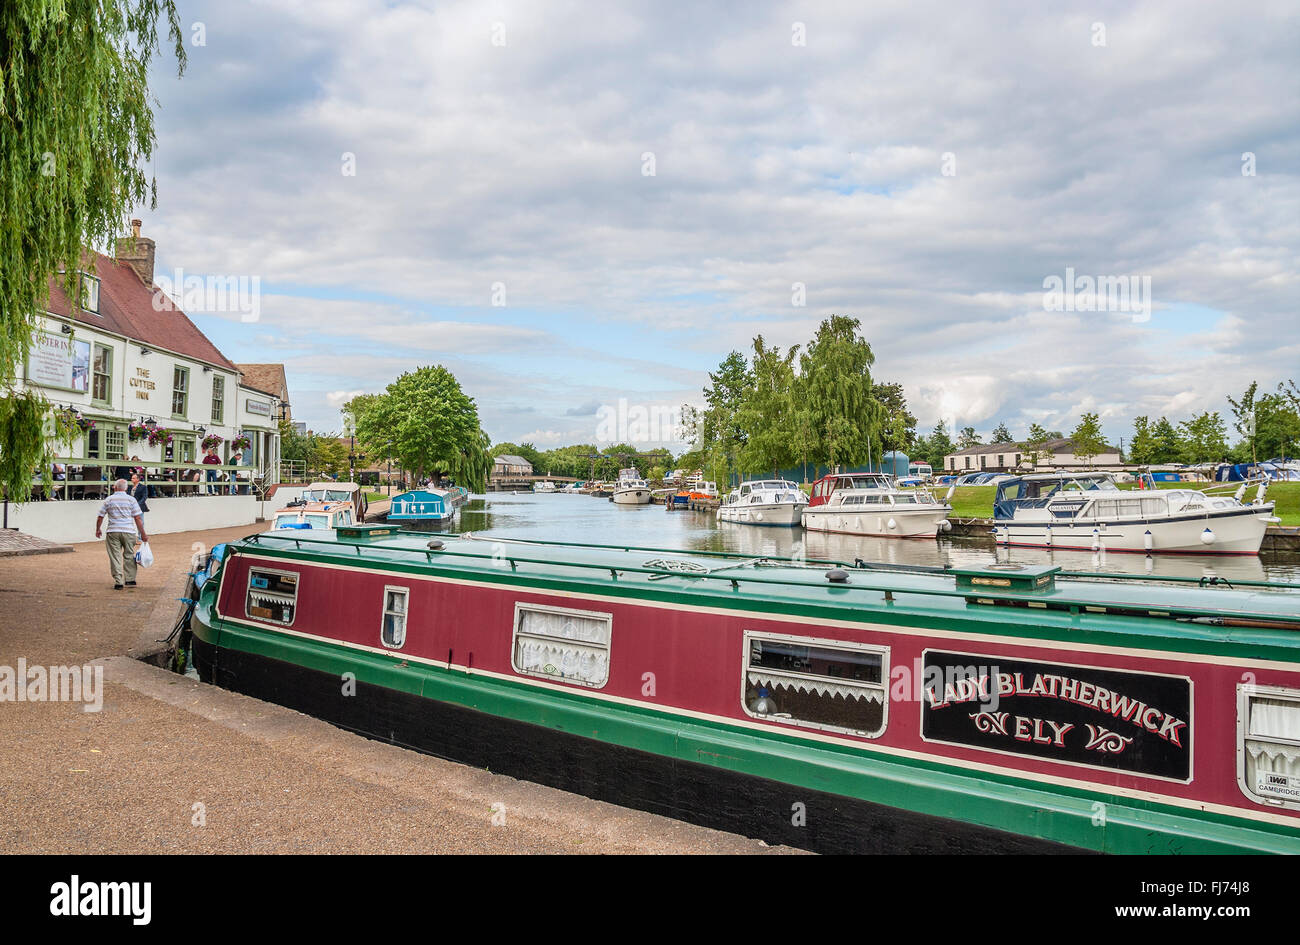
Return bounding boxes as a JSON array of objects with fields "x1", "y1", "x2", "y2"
[{"x1": 135, "y1": 541, "x2": 155, "y2": 568}]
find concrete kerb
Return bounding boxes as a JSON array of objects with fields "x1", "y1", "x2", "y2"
[{"x1": 128, "y1": 554, "x2": 194, "y2": 663}]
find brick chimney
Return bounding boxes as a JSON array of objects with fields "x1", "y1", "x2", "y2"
[{"x1": 115, "y1": 218, "x2": 156, "y2": 286}]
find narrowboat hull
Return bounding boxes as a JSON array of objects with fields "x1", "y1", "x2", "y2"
[{"x1": 188, "y1": 530, "x2": 1300, "y2": 855}]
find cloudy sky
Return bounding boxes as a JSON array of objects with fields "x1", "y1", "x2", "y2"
[{"x1": 141, "y1": 0, "x2": 1299, "y2": 451}]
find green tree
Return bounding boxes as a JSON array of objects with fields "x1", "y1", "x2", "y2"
[
  {"x1": 925, "y1": 419, "x2": 955, "y2": 471},
  {"x1": 1151, "y1": 417, "x2": 1184, "y2": 464},
  {"x1": 1253, "y1": 394, "x2": 1300, "y2": 460},
  {"x1": 1069, "y1": 412, "x2": 1106, "y2": 467},
  {"x1": 1227, "y1": 382, "x2": 1260, "y2": 462},
  {"x1": 990, "y1": 422, "x2": 1013, "y2": 444},
  {"x1": 957, "y1": 427, "x2": 981, "y2": 450},
  {"x1": 0, "y1": 0, "x2": 185, "y2": 500},
  {"x1": 1128, "y1": 416, "x2": 1157, "y2": 465},
  {"x1": 737, "y1": 336, "x2": 799, "y2": 476},
  {"x1": 700, "y1": 351, "x2": 752, "y2": 485},
  {"x1": 1023, "y1": 422, "x2": 1051, "y2": 469},
  {"x1": 354, "y1": 366, "x2": 491, "y2": 490},
  {"x1": 1179, "y1": 412, "x2": 1229, "y2": 464},
  {"x1": 874, "y1": 382, "x2": 918, "y2": 458},
  {"x1": 797, "y1": 315, "x2": 883, "y2": 470}
]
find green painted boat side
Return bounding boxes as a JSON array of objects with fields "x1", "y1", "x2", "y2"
[{"x1": 195, "y1": 585, "x2": 1300, "y2": 855}]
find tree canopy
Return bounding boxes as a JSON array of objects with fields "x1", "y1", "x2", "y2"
[
  {"x1": 1, "y1": 0, "x2": 184, "y2": 500},
  {"x1": 350, "y1": 367, "x2": 491, "y2": 490}
]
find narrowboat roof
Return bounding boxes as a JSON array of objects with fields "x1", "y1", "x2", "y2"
[{"x1": 225, "y1": 531, "x2": 1300, "y2": 647}]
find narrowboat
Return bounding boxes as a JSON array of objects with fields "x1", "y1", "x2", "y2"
[
  {"x1": 717, "y1": 479, "x2": 808, "y2": 526},
  {"x1": 387, "y1": 489, "x2": 461, "y2": 526},
  {"x1": 803, "y1": 472, "x2": 952, "y2": 538},
  {"x1": 186, "y1": 527, "x2": 1300, "y2": 854},
  {"x1": 993, "y1": 473, "x2": 1277, "y2": 555}
]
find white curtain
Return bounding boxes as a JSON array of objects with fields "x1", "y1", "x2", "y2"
[
  {"x1": 515, "y1": 609, "x2": 610, "y2": 686},
  {"x1": 747, "y1": 671, "x2": 885, "y2": 704}
]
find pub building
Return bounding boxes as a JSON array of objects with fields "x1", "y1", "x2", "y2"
[{"x1": 16, "y1": 221, "x2": 282, "y2": 494}]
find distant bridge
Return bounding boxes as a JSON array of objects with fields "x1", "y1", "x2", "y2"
[{"x1": 487, "y1": 474, "x2": 580, "y2": 492}]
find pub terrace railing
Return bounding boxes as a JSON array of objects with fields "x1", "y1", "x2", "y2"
[{"x1": 40, "y1": 457, "x2": 260, "y2": 500}]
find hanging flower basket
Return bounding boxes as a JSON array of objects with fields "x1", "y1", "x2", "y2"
[
  {"x1": 146, "y1": 426, "x2": 173, "y2": 448},
  {"x1": 59, "y1": 407, "x2": 95, "y2": 432},
  {"x1": 201, "y1": 433, "x2": 225, "y2": 451},
  {"x1": 230, "y1": 433, "x2": 252, "y2": 452},
  {"x1": 128, "y1": 419, "x2": 155, "y2": 442}
]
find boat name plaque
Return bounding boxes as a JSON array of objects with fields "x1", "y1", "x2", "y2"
[{"x1": 920, "y1": 650, "x2": 1192, "y2": 781}]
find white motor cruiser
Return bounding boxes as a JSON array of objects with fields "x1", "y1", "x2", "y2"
[
  {"x1": 717, "y1": 479, "x2": 808, "y2": 526},
  {"x1": 800, "y1": 472, "x2": 952, "y2": 538},
  {"x1": 992, "y1": 473, "x2": 1278, "y2": 555},
  {"x1": 612, "y1": 468, "x2": 652, "y2": 505}
]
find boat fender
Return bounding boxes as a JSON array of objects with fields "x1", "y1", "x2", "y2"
[
  {"x1": 1201, "y1": 527, "x2": 1215, "y2": 545},
  {"x1": 826, "y1": 569, "x2": 850, "y2": 583},
  {"x1": 939, "y1": 519, "x2": 952, "y2": 532},
  {"x1": 1091, "y1": 527, "x2": 1101, "y2": 552},
  {"x1": 944, "y1": 485, "x2": 956, "y2": 503},
  {"x1": 1234, "y1": 483, "x2": 1248, "y2": 503},
  {"x1": 755, "y1": 512, "x2": 764, "y2": 521},
  {"x1": 887, "y1": 518, "x2": 897, "y2": 530},
  {"x1": 1144, "y1": 529, "x2": 1153, "y2": 552},
  {"x1": 1044, "y1": 524, "x2": 1052, "y2": 548},
  {"x1": 1255, "y1": 482, "x2": 1268, "y2": 504}
]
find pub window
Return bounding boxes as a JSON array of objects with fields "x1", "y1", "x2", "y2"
[
  {"x1": 997, "y1": 454, "x2": 1004, "y2": 467},
  {"x1": 87, "y1": 424, "x2": 126, "y2": 461},
  {"x1": 246, "y1": 568, "x2": 298, "y2": 625},
  {"x1": 964, "y1": 456, "x2": 971, "y2": 469},
  {"x1": 104, "y1": 427, "x2": 126, "y2": 461},
  {"x1": 211, "y1": 374, "x2": 225, "y2": 423},
  {"x1": 92, "y1": 345, "x2": 112, "y2": 404},
  {"x1": 171, "y1": 365, "x2": 189, "y2": 418},
  {"x1": 380, "y1": 586, "x2": 408, "y2": 648},
  {"x1": 1238, "y1": 684, "x2": 1300, "y2": 809},
  {"x1": 742, "y1": 631, "x2": 889, "y2": 738},
  {"x1": 511, "y1": 603, "x2": 610, "y2": 688}
]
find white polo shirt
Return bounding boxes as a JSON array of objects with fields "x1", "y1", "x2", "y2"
[{"x1": 98, "y1": 492, "x2": 143, "y2": 534}]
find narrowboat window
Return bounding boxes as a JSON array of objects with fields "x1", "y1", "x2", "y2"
[
  {"x1": 511, "y1": 603, "x2": 610, "y2": 689},
  {"x1": 1238, "y1": 685, "x2": 1300, "y2": 809},
  {"x1": 381, "y1": 586, "x2": 408, "y2": 648},
  {"x1": 246, "y1": 568, "x2": 298, "y2": 625},
  {"x1": 743, "y1": 631, "x2": 888, "y2": 738}
]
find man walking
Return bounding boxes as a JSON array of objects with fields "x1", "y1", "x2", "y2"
[{"x1": 95, "y1": 479, "x2": 148, "y2": 590}]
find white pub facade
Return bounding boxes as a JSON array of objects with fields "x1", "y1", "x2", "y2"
[{"x1": 15, "y1": 222, "x2": 282, "y2": 483}]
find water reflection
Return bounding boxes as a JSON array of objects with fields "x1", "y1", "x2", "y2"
[{"x1": 447, "y1": 492, "x2": 1300, "y2": 582}]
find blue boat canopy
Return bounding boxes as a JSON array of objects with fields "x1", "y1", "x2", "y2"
[{"x1": 388, "y1": 490, "x2": 454, "y2": 521}]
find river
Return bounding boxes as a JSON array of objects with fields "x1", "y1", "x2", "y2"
[{"x1": 451, "y1": 492, "x2": 1300, "y2": 584}]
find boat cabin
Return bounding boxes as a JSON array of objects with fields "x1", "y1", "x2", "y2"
[
  {"x1": 808, "y1": 472, "x2": 893, "y2": 507},
  {"x1": 269, "y1": 502, "x2": 357, "y2": 531},
  {"x1": 298, "y1": 481, "x2": 367, "y2": 520}
]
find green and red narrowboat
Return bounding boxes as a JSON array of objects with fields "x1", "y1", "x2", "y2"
[{"x1": 189, "y1": 525, "x2": 1300, "y2": 854}]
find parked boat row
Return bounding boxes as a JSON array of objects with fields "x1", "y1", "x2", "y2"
[{"x1": 718, "y1": 472, "x2": 954, "y2": 538}]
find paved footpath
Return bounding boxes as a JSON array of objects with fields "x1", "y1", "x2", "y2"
[{"x1": 0, "y1": 524, "x2": 793, "y2": 854}]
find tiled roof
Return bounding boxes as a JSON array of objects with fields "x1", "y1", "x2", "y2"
[
  {"x1": 236, "y1": 363, "x2": 289, "y2": 401},
  {"x1": 494, "y1": 455, "x2": 533, "y2": 467},
  {"x1": 46, "y1": 253, "x2": 239, "y2": 372}
]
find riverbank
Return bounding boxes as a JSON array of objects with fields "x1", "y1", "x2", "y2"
[{"x1": 0, "y1": 525, "x2": 790, "y2": 854}]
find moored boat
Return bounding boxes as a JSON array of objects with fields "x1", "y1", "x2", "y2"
[
  {"x1": 189, "y1": 527, "x2": 1300, "y2": 854},
  {"x1": 387, "y1": 488, "x2": 461, "y2": 525},
  {"x1": 612, "y1": 467, "x2": 651, "y2": 505},
  {"x1": 717, "y1": 479, "x2": 808, "y2": 526},
  {"x1": 802, "y1": 472, "x2": 951, "y2": 538},
  {"x1": 532, "y1": 480, "x2": 557, "y2": 494},
  {"x1": 993, "y1": 472, "x2": 1277, "y2": 555}
]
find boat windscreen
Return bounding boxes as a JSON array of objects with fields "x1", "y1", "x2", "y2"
[{"x1": 305, "y1": 514, "x2": 332, "y2": 528}]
